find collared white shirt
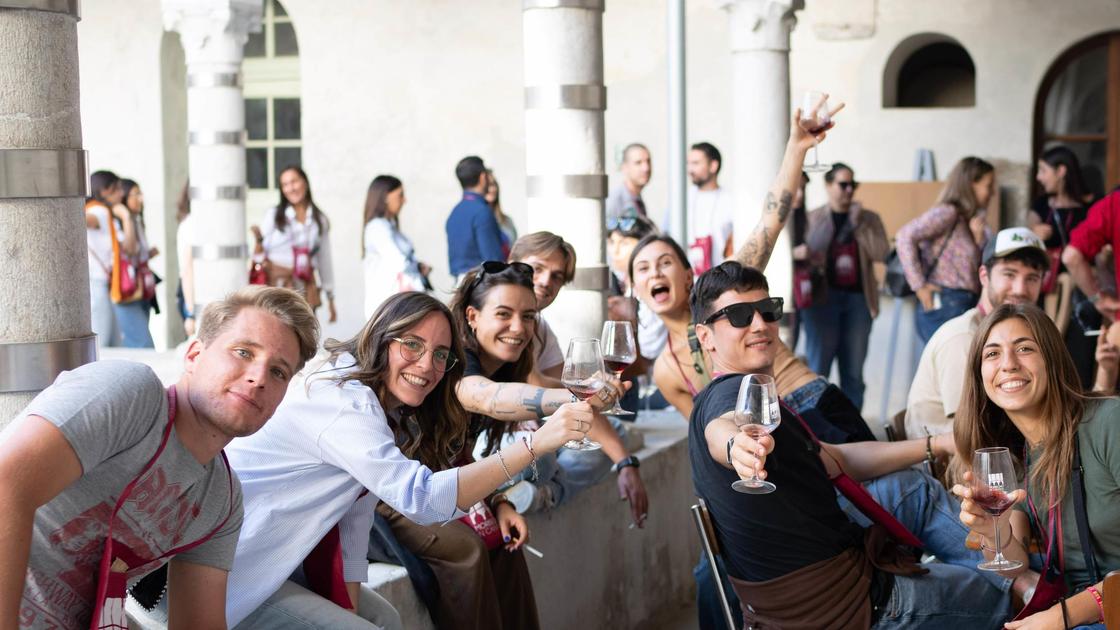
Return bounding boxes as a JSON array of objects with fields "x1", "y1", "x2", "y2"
[
  {"x1": 224, "y1": 353, "x2": 462, "y2": 625},
  {"x1": 260, "y1": 205, "x2": 336, "y2": 292}
]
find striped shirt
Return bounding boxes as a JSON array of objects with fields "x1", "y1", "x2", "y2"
[{"x1": 224, "y1": 353, "x2": 462, "y2": 625}]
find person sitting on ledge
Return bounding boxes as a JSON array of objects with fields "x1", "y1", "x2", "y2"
[
  {"x1": 0, "y1": 286, "x2": 319, "y2": 630},
  {"x1": 221, "y1": 291, "x2": 590, "y2": 629},
  {"x1": 688, "y1": 261, "x2": 1015, "y2": 629}
]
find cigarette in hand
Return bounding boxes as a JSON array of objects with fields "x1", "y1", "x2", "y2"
[{"x1": 524, "y1": 545, "x2": 544, "y2": 558}]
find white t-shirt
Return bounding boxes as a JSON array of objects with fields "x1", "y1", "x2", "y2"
[
  {"x1": 534, "y1": 317, "x2": 564, "y2": 373},
  {"x1": 637, "y1": 301, "x2": 667, "y2": 360},
  {"x1": 260, "y1": 206, "x2": 335, "y2": 292},
  {"x1": 685, "y1": 186, "x2": 734, "y2": 274},
  {"x1": 224, "y1": 353, "x2": 463, "y2": 625},
  {"x1": 86, "y1": 203, "x2": 113, "y2": 283},
  {"x1": 363, "y1": 218, "x2": 425, "y2": 318},
  {"x1": 904, "y1": 307, "x2": 982, "y2": 438}
]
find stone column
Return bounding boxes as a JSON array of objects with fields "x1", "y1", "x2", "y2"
[
  {"x1": 0, "y1": 0, "x2": 95, "y2": 429},
  {"x1": 523, "y1": 0, "x2": 608, "y2": 344},
  {"x1": 163, "y1": 0, "x2": 260, "y2": 313},
  {"x1": 723, "y1": 0, "x2": 801, "y2": 301}
]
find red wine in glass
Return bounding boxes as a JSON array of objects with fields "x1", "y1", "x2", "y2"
[
  {"x1": 972, "y1": 488, "x2": 1015, "y2": 517},
  {"x1": 603, "y1": 357, "x2": 633, "y2": 375},
  {"x1": 566, "y1": 381, "x2": 603, "y2": 401}
]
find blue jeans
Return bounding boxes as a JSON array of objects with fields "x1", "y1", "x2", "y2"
[
  {"x1": 113, "y1": 300, "x2": 154, "y2": 348},
  {"x1": 694, "y1": 552, "x2": 742, "y2": 630},
  {"x1": 480, "y1": 416, "x2": 627, "y2": 506},
  {"x1": 841, "y1": 469, "x2": 1013, "y2": 628},
  {"x1": 914, "y1": 287, "x2": 977, "y2": 343},
  {"x1": 801, "y1": 289, "x2": 873, "y2": 409},
  {"x1": 90, "y1": 279, "x2": 117, "y2": 347}
]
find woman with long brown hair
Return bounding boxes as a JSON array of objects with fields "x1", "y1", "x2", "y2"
[
  {"x1": 223, "y1": 291, "x2": 589, "y2": 628},
  {"x1": 953, "y1": 303, "x2": 1120, "y2": 630},
  {"x1": 362, "y1": 174, "x2": 430, "y2": 317},
  {"x1": 896, "y1": 156, "x2": 995, "y2": 343}
]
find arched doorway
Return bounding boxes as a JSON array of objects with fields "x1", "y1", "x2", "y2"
[{"x1": 1033, "y1": 31, "x2": 1120, "y2": 198}]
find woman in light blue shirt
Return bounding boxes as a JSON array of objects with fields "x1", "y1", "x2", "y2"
[{"x1": 224, "y1": 292, "x2": 592, "y2": 628}]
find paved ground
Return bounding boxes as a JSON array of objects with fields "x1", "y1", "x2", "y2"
[{"x1": 650, "y1": 600, "x2": 698, "y2": 629}]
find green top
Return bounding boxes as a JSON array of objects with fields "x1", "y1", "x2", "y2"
[{"x1": 1020, "y1": 397, "x2": 1120, "y2": 589}]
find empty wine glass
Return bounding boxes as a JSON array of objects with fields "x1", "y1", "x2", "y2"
[
  {"x1": 560, "y1": 338, "x2": 604, "y2": 451},
  {"x1": 972, "y1": 447, "x2": 1023, "y2": 571},
  {"x1": 600, "y1": 321, "x2": 636, "y2": 416},
  {"x1": 799, "y1": 90, "x2": 831, "y2": 173},
  {"x1": 731, "y1": 374, "x2": 781, "y2": 494}
]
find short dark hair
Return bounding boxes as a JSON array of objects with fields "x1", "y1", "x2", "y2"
[
  {"x1": 984, "y1": 247, "x2": 1051, "y2": 275},
  {"x1": 456, "y1": 156, "x2": 487, "y2": 189},
  {"x1": 824, "y1": 162, "x2": 854, "y2": 184},
  {"x1": 690, "y1": 261, "x2": 770, "y2": 325},
  {"x1": 690, "y1": 142, "x2": 722, "y2": 174},
  {"x1": 627, "y1": 234, "x2": 691, "y2": 282}
]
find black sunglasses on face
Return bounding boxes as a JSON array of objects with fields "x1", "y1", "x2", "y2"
[
  {"x1": 701, "y1": 297, "x2": 784, "y2": 327},
  {"x1": 837, "y1": 181, "x2": 859, "y2": 191}
]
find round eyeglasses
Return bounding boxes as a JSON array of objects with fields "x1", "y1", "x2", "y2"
[{"x1": 392, "y1": 337, "x2": 458, "y2": 372}]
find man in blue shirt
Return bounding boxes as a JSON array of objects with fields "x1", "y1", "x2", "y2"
[{"x1": 445, "y1": 156, "x2": 505, "y2": 278}]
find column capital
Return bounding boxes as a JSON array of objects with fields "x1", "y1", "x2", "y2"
[
  {"x1": 161, "y1": 0, "x2": 262, "y2": 58},
  {"x1": 720, "y1": 0, "x2": 802, "y2": 53}
]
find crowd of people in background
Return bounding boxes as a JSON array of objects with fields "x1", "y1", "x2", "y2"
[{"x1": 21, "y1": 94, "x2": 1119, "y2": 630}]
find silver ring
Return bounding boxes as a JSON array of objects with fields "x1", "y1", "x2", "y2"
[
  {"x1": 523, "y1": 0, "x2": 604, "y2": 10},
  {"x1": 0, "y1": 149, "x2": 88, "y2": 199},
  {"x1": 192, "y1": 244, "x2": 248, "y2": 260},
  {"x1": 187, "y1": 72, "x2": 242, "y2": 88},
  {"x1": 0, "y1": 335, "x2": 97, "y2": 393},
  {"x1": 0, "y1": 0, "x2": 80, "y2": 18},
  {"x1": 189, "y1": 185, "x2": 245, "y2": 201},
  {"x1": 525, "y1": 174, "x2": 607, "y2": 199},
  {"x1": 525, "y1": 85, "x2": 606, "y2": 110},
  {"x1": 189, "y1": 130, "x2": 246, "y2": 146}
]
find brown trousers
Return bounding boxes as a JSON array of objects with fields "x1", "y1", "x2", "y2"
[{"x1": 377, "y1": 502, "x2": 540, "y2": 630}]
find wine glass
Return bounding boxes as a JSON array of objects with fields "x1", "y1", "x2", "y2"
[
  {"x1": 560, "y1": 338, "x2": 604, "y2": 451},
  {"x1": 600, "y1": 321, "x2": 636, "y2": 416},
  {"x1": 731, "y1": 374, "x2": 781, "y2": 494},
  {"x1": 799, "y1": 90, "x2": 831, "y2": 173},
  {"x1": 971, "y1": 447, "x2": 1023, "y2": 571}
]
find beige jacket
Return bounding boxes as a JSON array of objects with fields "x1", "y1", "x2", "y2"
[{"x1": 805, "y1": 203, "x2": 891, "y2": 317}]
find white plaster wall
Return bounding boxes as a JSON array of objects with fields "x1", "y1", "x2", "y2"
[
  {"x1": 73, "y1": 1, "x2": 1120, "y2": 385},
  {"x1": 77, "y1": 0, "x2": 180, "y2": 350}
]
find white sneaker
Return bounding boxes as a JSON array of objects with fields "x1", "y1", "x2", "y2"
[{"x1": 505, "y1": 480, "x2": 554, "y2": 514}]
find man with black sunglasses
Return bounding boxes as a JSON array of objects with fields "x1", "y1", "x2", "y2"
[{"x1": 687, "y1": 260, "x2": 1012, "y2": 629}]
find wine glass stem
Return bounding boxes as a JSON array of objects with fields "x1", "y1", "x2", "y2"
[
  {"x1": 812, "y1": 141, "x2": 820, "y2": 166},
  {"x1": 992, "y1": 517, "x2": 1003, "y2": 564}
]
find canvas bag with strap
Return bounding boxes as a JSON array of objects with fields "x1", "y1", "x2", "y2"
[
  {"x1": 90, "y1": 387, "x2": 234, "y2": 629},
  {"x1": 1013, "y1": 436, "x2": 1102, "y2": 621}
]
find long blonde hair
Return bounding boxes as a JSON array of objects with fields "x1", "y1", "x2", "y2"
[{"x1": 954, "y1": 303, "x2": 1106, "y2": 506}]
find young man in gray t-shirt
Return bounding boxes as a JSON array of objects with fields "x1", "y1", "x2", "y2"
[{"x1": 0, "y1": 286, "x2": 318, "y2": 630}]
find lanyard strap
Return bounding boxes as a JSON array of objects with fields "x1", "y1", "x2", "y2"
[
  {"x1": 1024, "y1": 437, "x2": 1101, "y2": 585},
  {"x1": 105, "y1": 387, "x2": 235, "y2": 563}
]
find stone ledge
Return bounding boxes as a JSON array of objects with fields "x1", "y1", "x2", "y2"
[{"x1": 364, "y1": 408, "x2": 696, "y2": 630}]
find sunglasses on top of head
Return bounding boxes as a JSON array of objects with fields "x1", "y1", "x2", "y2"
[
  {"x1": 607, "y1": 210, "x2": 639, "y2": 233},
  {"x1": 701, "y1": 297, "x2": 784, "y2": 327},
  {"x1": 466, "y1": 260, "x2": 534, "y2": 294}
]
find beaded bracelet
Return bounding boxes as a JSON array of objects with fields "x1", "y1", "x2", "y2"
[{"x1": 1086, "y1": 585, "x2": 1104, "y2": 622}]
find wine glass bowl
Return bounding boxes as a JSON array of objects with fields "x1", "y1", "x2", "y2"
[
  {"x1": 561, "y1": 338, "x2": 605, "y2": 451},
  {"x1": 799, "y1": 90, "x2": 832, "y2": 173},
  {"x1": 600, "y1": 321, "x2": 637, "y2": 416},
  {"x1": 731, "y1": 374, "x2": 781, "y2": 494},
  {"x1": 971, "y1": 447, "x2": 1023, "y2": 571}
]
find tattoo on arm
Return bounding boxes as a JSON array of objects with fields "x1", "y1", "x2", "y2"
[
  {"x1": 521, "y1": 388, "x2": 547, "y2": 417},
  {"x1": 764, "y1": 192, "x2": 778, "y2": 215},
  {"x1": 777, "y1": 190, "x2": 792, "y2": 222}
]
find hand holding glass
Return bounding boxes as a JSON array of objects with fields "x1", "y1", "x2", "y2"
[
  {"x1": 600, "y1": 321, "x2": 636, "y2": 416},
  {"x1": 799, "y1": 90, "x2": 832, "y2": 173},
  {"x1": 732, "y1": 374, "x2": 781, "y2": 494},
  {"x1": 971, "y1": 447, "x2": 1023, "y2": 571},
  {"x1": 560, "y1": 339, "x2": 604, "y2": 451}
]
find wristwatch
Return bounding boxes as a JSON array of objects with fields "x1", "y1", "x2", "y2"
[{"x1": 611, "y1": 455, "x2": 640, "y2": 473}]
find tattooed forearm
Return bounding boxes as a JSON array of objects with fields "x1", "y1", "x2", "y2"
[
  {"x1": 521, "y1": 387, "x2": 547, "y2": 417},
  {"x1": 764, "y1": 192, "x2": 778, "y2": 215},
  {"x1": 777, "y1": 190, "x2": 792, "y2": 222},
  {"x1": 737, "y1": 224, "x2": 774, "y2": 270}
]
